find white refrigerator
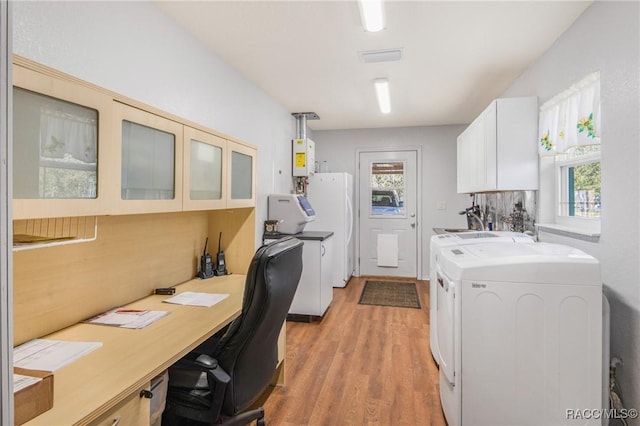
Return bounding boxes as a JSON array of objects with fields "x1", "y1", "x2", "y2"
[{"x1": 305, "y1": 172, "x2": 354, "y2": 287}]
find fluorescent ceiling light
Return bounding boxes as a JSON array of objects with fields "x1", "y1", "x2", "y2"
[
  {"x1": 374, "y1": 78, "x2": 391, "y2": 114},
  {"x1": 358, "y1": 0, "x2": 385, "y2": 32},
  {"x1": 360, "y1": 48, "x2": 403, "y2": 63}
]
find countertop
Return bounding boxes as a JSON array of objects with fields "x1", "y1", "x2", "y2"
[
  {"x1": 433, "y1": 227, "x2": 473, "y2": 235},
  {"x1": 24, "y1": 275, "x2": 245, "y2": 425},
  {"x1": 263, "y1": 231, "x2": 334, "y2": 241}
]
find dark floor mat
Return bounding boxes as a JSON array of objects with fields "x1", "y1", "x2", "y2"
[{"x1": 358, "y1": 280, "x2": 421, "y2": 309}]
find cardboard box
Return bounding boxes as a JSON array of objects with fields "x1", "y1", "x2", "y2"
[{"x1": 13, "y1": 368, "x2": 54, "y2": 425}]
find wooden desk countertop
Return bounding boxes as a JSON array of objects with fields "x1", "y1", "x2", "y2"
[{"x1": 24, "y1": 274, "x2": 246, "y2": 426}]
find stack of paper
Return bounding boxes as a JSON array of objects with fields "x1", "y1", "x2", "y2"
[
  {"x1": 84, "y1": 308, "x2": 170, "y2": 329},
  {"x1": 13, "y1": 374, "x2": 42, "y2": 393},
  {"x1": 163, "y1": 292, "x2": 229, "y2": 308},
  {"x1": 14, "y1": 339, "x2": 102, "y2": 371}
]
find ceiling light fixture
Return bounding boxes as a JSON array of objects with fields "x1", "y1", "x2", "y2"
[
  {"x1": 358, "y1": 0, "x2": 385, "y2": 32},
  {"x1": 374, "y1": 78, "x2": 391, "y2": 114},
  {"x1": 360, "y1": 48, "x2": 403, "y2": 63}
]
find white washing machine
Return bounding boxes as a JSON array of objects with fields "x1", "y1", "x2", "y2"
[
  {"x1": 429, "y1": 231, "x2": 534, "y2": 365},
  {"x1": 436, "y1": 242, "x2": 602, "y2": 426}
]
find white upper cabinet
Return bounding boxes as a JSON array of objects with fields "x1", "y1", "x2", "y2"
[
  {"x1": 457, "y1": 97, "x2": 538, "y2": 194},
  {"x1": 183, "y1": 126, "x2": 227, "y2": 211},
  {"x1": 12, "y1": 64, "x2": 114, "y2": 219}
]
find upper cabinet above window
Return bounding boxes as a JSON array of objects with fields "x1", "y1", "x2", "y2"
[{"x1": 12, "y1": 65, "x2": 114, "y2": 219}]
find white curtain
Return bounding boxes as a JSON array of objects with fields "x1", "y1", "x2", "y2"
[
  {"x1": 538, "y1": 71, "x2": 601, "y2": 156},
  {"x1": 39, "y1": 106, "x2": 97, "y2": 164}
]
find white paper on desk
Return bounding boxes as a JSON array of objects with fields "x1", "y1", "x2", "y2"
[
  {"x1": 13, "y1": 339, "x2": 102, "y2": 372},
  {"x1": 84, "y1": 309, "x2": 170, "y2": 329},
  {"x1": 163, "y1": 291, "x2": 229, "y2": 308},
  {"x1": 13, "y1": 374, "x2": 42, "y2": 393}
]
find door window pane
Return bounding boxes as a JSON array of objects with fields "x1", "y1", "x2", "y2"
[
  {"x1": 190, "y1": 140, "x2": 223, "y2": 200},
  {"x1": 370, "y1": 161, "x2": 405, "y2": 216},
  {"x1": 231, "y1": 151, "x2": 252, "y2": 199},
  {"x1": 13, "y1": 87, "x2": 98, "y2": 199},
  {"x1": 121, "y1": 120, "x2": 175, "y2": 200}
]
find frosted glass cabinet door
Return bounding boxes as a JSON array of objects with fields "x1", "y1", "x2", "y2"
[
  {"x1": 12, "y1": 64, "x2": 113, "y2": 219},
  {"x1": 121, "y1": 121, "x2": 175, "y2": 200},
  {"x1": 113, "y1": 102, "x2": 183, "y2": 214},
  {"x1": 183, "y1": 126, "x2": 226, "y2": 211},
  {"x1": 227, "y1": 141, "x2": 256, "y2": 208}
]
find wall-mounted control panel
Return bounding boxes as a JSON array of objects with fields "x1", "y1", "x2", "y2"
[{"x1": 292, "y1": 138, "x2": 315, "y2": 177}]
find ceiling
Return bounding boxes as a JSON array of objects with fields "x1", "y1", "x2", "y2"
[{"x1": 155, "y1": 1, "x2": 591, "y2": 131}]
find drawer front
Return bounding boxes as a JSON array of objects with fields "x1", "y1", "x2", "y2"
[{"x1": 89, "y1": 385, "x2": 150, "y2": 426}]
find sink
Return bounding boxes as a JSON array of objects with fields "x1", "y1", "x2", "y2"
[{"x1": 443, "y1": 228, "x2": 473, "y2": 233}]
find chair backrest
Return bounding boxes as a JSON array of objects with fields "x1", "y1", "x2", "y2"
[{"x1": 213, "y1": 236, "x2": 303, "y2": 416}]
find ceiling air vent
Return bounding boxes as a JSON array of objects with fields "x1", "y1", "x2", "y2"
[{"x1": 359, "y1": 48, "x2": 403, "y2": 63}]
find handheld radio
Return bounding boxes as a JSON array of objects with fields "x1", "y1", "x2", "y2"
[
  {"x1": 198, "y1": 237, "x2": 214, "y2": 279},
  {"x1": 214, "y1": 232, "x2": 227, "y2": 276}
]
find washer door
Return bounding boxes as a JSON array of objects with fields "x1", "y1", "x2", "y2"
[{"x1": 436, "y1": 268, "x2": 456, "y2": 385}]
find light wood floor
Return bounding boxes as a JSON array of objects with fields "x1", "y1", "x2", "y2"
[{"x1": 262, "y1": 276, "x2": 447, "y2": 426}]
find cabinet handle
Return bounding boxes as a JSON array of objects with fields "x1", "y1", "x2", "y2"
[
  {"x1": 150, "y1": 376, "x2": 165, "y2": 391},
  {"x1": 111, "y1": 415, "x2": 121, "y2": 426},
  {"x1": 321, "y1": 244, "x2": 326, "y2": 256},
  {"x1": 139, "y1": 389, "x2": 153, "y2": 399}
]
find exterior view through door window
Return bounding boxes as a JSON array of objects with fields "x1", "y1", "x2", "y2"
[{"x1": 370, "y1": 162, "x2": 405, "y2": 216}]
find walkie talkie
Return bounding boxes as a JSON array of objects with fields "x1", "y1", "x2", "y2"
[
  {"x1": 214, "y1": 232, "x2": 227, "y2": 276},
  {"x1": 198, "y1": 237, "x2": 214, "y2": 279}
]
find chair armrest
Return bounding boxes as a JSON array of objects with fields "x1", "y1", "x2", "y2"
[{"x1": 167, "y1": 354, "x2": 230, "y2": 422}]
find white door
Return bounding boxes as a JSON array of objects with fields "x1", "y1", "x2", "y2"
[{"x1": 358, "y1": 150, "x2": 418, "y2": 277}]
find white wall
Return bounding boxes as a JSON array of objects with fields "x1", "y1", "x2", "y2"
[
  {"x1": 313, "y1": 125, "x2": 469, "y2": 279},
  {"x1": 12, "y1": 1, "x2": 295, "y2": 249},
  {"x1": 13, "y1": 0, "x2": 640, "y2": 415},
  {"x1": 502, "y1": 1, "x2": 640, "y2": 414}
]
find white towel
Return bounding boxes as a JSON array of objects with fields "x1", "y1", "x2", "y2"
[{"x1": 377, "y1": 233, "x2": 398, "y2": 267}]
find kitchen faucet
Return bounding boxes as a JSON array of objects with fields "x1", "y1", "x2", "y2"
[{"x1": 458, "y1": 207, "x2": 485, "y2": 231}]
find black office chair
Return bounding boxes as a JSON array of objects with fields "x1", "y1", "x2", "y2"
[{"x1": 162, "y1": 237, "x2": 303, "y2": 426}]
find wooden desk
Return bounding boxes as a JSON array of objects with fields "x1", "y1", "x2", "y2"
[{"x1": 24, "y1": 274, "x2": 246, "y2": 426}]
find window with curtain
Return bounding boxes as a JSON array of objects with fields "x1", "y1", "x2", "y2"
[{"x1": 539, "y1": 72, "x2": 601, "y2": 223}]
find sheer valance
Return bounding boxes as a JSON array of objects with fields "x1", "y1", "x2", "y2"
[
  {"x1": 538, "y1": 72, "x2": 601, "y2": 156},
  {"x1": 39, "y1": 104, "x2": 97, "y2": 165}
]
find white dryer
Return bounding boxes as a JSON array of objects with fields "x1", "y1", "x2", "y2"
[
  {"x1": 429, "y1": 231, "x2": 534, "y2": 365},
  {"x1": 436, "y1": 242, "x2": 602, "y2": 426}
]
